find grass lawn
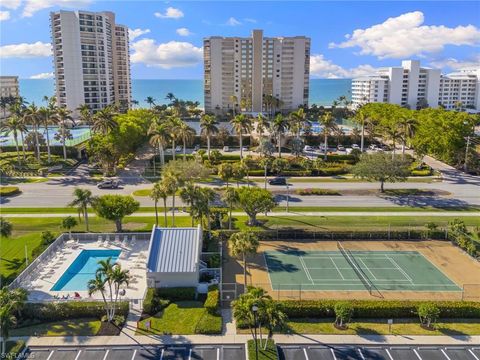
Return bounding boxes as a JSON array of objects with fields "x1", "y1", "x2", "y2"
[
  {"x1": 132, "y1": 189, "x2": 152, "y2": 197},
  {"x1": 282, "y1": 318, "x2": 480, "y2": 336},
  {"x1": 136, "y1": 301, "x2": 209, "y2": 335},
  {"x1": 11, "y1": 318, "x2": 101, "y2": 336}
]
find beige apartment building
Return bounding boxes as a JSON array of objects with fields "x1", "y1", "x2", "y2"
[
  {"x1": 50, "y1": 10, "x2": 131, "y2": 115},
  {"x1": 0, "y1": 76, "x2": 19, "y2": 121},
  {"x1": 204, "y1": 29, "x2": 310, "y2": 114}
]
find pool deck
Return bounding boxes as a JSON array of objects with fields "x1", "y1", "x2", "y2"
[{"x1": 18, "y1": 236, "x2": 149, "y2": 302}]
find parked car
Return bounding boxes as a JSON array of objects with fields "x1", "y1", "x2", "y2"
[
  {"x1": 303, "y1": 145, "x2": 314, "y2": 152},
  {"x1": 368, "y1": 144, "x2": 378, "y2": 151},
  {"x1": 194, "y1": 145, "x2": 200, "y2": 151},
  {"x1": 268, "y1": 177, "x2": 287, "y2": 185},
  {"x1": 337, "y1": 145, "x2": 346, "y2": 152},
  {"x1": 352, "y1": 144, "x2": 359, "y2": 149},
  {"x1": 345, "y1": 147, "x2": 353, "y2": 154},
  {"x1": 175, "y1": 145, "x2": 182, "y2": 152},
  {"x1": 241, "y1": 146, "x2": 249, "y2": 152},
  {"x1": 97, "y1": 179, "x2": 119, "y2": 189},
  {"x1": 222, "y1": 146, "x2": 230, "y2": 152}
]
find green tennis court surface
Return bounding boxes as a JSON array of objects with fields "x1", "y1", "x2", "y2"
[{"x1": 264, "y1": 250, "x2": 461, "y2": 292}]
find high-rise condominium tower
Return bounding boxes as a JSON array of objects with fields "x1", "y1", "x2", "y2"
[
  {"x1": 50, "y1": 10, "x2": 131, "y2": 114},
  {"x1": 204, "y1": 29, "x2": 310, "y2": 114}
]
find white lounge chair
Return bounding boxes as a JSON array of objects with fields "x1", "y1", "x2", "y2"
[{"x1": 97, "y1": 235, "x2": 103, "y2": 246}]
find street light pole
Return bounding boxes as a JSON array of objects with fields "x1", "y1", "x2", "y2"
[
  {"x1": 286, "y1": 183, "x2": 289, "y2": 213},
  {"x1": 252, "y1": 304, "x2": 259, "y2": 360},
  {"x1": 464, "y1": 135, "x2": 470, "y2": 173}
]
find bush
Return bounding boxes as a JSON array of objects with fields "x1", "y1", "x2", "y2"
[
  {"x1": 204, "y1": 285, "x2": 220, "y2": 314},
  {"x1": 277, "y1": 300, "x2": 480, "y2": 319},
  {"x1": 411, "y1": 169, "x2": 432, "y2": 176},
  {"x1": 156, "y1": 287, "x2": 196, "y2": 301},
  {"x1": 295, "y1": 188, "x2": 341, "y2": 196},
  {"x1": 21, "y1": 301, "x2": 129, "y2": 322},
  {"x1": 334, "y1": 302, "x2": 353, "y2": 328},
  {"x1": 4, "y1": 340, "x2": 26, "y2": 360},
  {"x1": 207, "y1": 253, "x2": 221, "y2": 268},
  {"x1": 195, "y1": 312, "x2": 222, "y2": 334},
  {"x1": 143, "y1": 288, "x2": 170, "y2": 315},
  {"x1": 417, "y1": 303, "x2": 440, "y2": 329},
  {"x1": 41, "y1": 231, "x2": 57, "y2": 245},
  {"x1": 101, "y1": 314, "x2": 125, "y2": 327},
  {"x1": 315, "y1": 166, "x2": 350, "y2": 176},
  {"x1": 0, "y1": 186, "x2": 20, "y2": 197}
]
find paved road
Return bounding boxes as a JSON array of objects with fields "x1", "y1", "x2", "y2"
[
  {"x1": 22, "y1": 344, "x2": 245, "y2": 360},
  {"x1": 278, "y1": 344, "x2": 480, "y2": 360}
]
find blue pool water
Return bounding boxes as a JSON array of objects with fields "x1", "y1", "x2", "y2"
[{"x1": 51, "y1": 249, "x2": 121, "y2": 292}]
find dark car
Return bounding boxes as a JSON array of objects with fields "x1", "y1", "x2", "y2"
[
  {"x1": 268, "y1": 177, "x2": 287, "y2": 185},
  {"x1": 97, "y1": 179, "x2": 119, "y2": 189}
]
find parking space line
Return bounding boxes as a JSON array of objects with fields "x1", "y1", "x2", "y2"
[
  {"x1": 46, "y1": 350, "x2": 55, "y2": 360},
  {"x1": 440, "y1": 349, "x2": 452, "y2": 360},
  {"x1": 160, "y1": 348, "x2": 164, "y2": 360},
  {"x1": 74, "y1": 350, "x2": 82, "y2": 360},
  {"x1": 469, "y1": 349, "x2": 480, "y2": 360},
  {"x1": 385, "y1": 349, "x2": 394, "y2": 360},
  {"x1": 413, "y1": 349, "x2": 423, "y2": 360},
  {"x1": 217, "y1": 347, "x2": 220, "y2": 360},
  {"x1": 358, "y1": 348, "x2": 366, "y2": 360},
  {"x1": 330, "y1": 348, "x2": 337, "y2": 360},
  {"x1": 188, "y1": 348, "x2": 192, "y2": 360},
  {"x1": 102, "y1": 350, "x2": 109, "y2": 360},
  {"x1": 131, "y1": 349, "x2": 137, "y2": 360},
  {"x1": 303, "y1": 348, "x2": 310, "y2": 360}
]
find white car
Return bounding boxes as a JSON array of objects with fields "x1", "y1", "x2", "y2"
[
  {"x1": 223, "y1": 146, "x2": 230, "y2": 152},
  {"x1": 303, "y1": 145, "x2": 314, "y2": 152},
  {"x1": 345, "y1": 147, "x2": 353, "y2": 154},
  {"x1": 175, "y1": 145, "x2": 182, "y2": 152},
  {"x1": 352, "y1": 144, "x2": 359, "y2": 149},
  {"x1": 337, "y1": 145, "x2": 346, "y2": 152}
]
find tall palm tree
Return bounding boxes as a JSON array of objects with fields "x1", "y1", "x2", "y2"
[
  {"x1": 145, "y1": 96, "x2": 156, "y2": 108},
  {"x1": 180, "y1": 182, "x2": 200, "y2": 227},
  {"x1": 150, "y1": 181, "x2": 168, "y2": 226},
  {"x1": 0, "y1": 288, "x2": 27, "y2": 355},
  {"x1": 319, "y1": 112, "x2": 337, "y2": 160},
  {"x1": 8, "y1": 101, "x2": 27, "y2": 160},
  {"x1": 91, "y1": 106, "x2": 117, "y2": 135},
  {"x1": 40, "y1": 96, "x2": 58, "y2": 163},
  {"x1": 222, "y1": 187, "x2": 239, "y2": 230},
  {"x1": 23, "y1": 102, "x2": 42, "y2": 161},
  {"x1": 161, "y1": 172, "x2": 180, "y2": 227},
  {"x1": 200, "y1": 114, "x2": 219, "y2": 158},
  {"x1": 255, "y1": 114, "x2": 269, "y2": 138},
  {"x1": 77, "y1": 103, "x2": 92, "y2": 126},
  {"x1": 177, "y1": 121, "x2": 196, "y2": 160},
  {"x1": 230, "y1": 114, "x2": 252, "y2": 159},
  {"x1": 110, "y1": 265, "x2": 130, "y2": 308},
  {"x1": 68, "y1": 188, "x2": 94, "y2": 231},
  {"x1": 398, "y1": 108, "x2": 417, "y2": 158},
  {"x1": 289, "y1": 108, "x2": 307, "y2": 139},
  {"x1": 229, "y1": 95, "x2": 238, "y2": 117},
  {"x1": 0, "y1": 116, "x2": 27, "y2": 165},
  {"x1": 148, "y1": 122, "x2": 170, "y2": 167},
  {"x1": 167, "y1": 116, "x2": 182, "y2": 161},
  {"x1": 165, "y1": 93, "x2": 176, "y2": 103},
  {"x1": 353, "y1": 107, "x2": 369, "y2": 152},
  {"x1": 271, "y1": 114, "x2": 288, "y2": 158},
  {"x1": 55, "y1": 107, "x2": 73, "y2": 160},
  {"x1": 229, "y1": 231, "x2": 260, "y2": 291}
]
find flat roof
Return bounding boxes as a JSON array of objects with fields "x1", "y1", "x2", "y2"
[{"x1": 147, "y1": 227, "x2": 202, "y2": 273}]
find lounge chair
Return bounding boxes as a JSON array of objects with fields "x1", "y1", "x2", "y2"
[
  {"x1": 97, "y1": 235, "x2": 103, "y2": 246},
  {"x1": 114, "y1": 235, "x2": 120, "y2": 245}
]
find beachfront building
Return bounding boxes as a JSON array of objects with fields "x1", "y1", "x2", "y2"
[
  {"x1": 0, "y1": 76, "x2": 19, "y2": 121},
  {"x1": 50, "y1": 10, "x2": 131, "y2": 115},
  {"x1": 351, "y1": 60, "x2": 441, "y2": 110},
  {"x1": 439, "y1": 69, "x2": 480, "y2": 111},
  {"x1": 204, "y1": 29, "x2": 310, "y2": 114}
]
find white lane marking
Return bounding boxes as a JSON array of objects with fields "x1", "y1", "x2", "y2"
[
  {"x1": 160, "y1": 348, "x2": 164, "y2": 360},
  {"x1": 330, "y1": 348, "x2": 337, "y2": 360},
  {"x1": 358, "y1": 348, "x2": 366, "y2": 360},
  {"x1": 217, "y1": 347, "x2": 220, "y2": 360},
  {"x1": 358, "y1": 258, "x2": 378, "y2": 280},
  {"x1": 303, "y1": 347, "x2": 310, "y2": 360},
  {"x1": 469, "y1": 349, "x2": 480, "y2": 360},
  {"x1": 188, "y1": 348, "x2": 192, "y2": 360},
  {"x1": 385, "y1": 349, "x2": 395, "y2": 360},
  {"x1": 102, "y1": 349, "x2": 109, "y2": 360},
  {"x1": 46, "y1": 350, "x2": 55, "y2": 360},
  {"x1": 441, "y1": 349, "x2": 452, "y2": 360},
  {"x1": 74, "y1": 350, "x2": 82, "y2": 360},
  {"x1": 413, "y1": 348, "x2": 423, "y2": 360},
  {"x1": 131, "y1": 349, "x2": 137, "y2": 360}
]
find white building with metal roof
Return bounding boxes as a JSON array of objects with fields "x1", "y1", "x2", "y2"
[{"x1": 146, "y1": 226, "x2": 203, "y2": 288}]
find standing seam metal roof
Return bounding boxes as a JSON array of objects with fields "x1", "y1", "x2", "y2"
[{"x1": 147, "y1": 227, "x2": 201, "y2": 273}]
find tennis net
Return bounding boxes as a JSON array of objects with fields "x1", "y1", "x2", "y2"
[{"x1": 337, "y1": 242, "x2": 372, "y2": 294}]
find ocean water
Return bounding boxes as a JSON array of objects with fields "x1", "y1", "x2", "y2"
[{"x1": 19, "y1": 78, "x2": 352, "y2": 108}]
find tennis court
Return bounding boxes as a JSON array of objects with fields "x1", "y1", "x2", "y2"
[{"x1": 264, "y1": 246, "x2": 462, "y2": 293}]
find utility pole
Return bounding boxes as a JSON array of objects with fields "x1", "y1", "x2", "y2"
[{"x1": 464, "y1": 136, "x2": 470, "y2": 172}]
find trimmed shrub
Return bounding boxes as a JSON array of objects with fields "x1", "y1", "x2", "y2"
[
  {"x1": 417, "y1": 303, "x2": 440, "y2": 328},
  {"x1": 334, "y1": 302, "x2": 353, "y2": 328},
  {"x1": 4, "y1": 340, "x2": 26, "y2": 359},
  {"x1": 195, "y1": 312, "x2": 222, "y2": 334},
  {"x1": 295, "y1": 189, "x2": 341, "y2": 196},
  {"x1": 411, "y1": 169, "x2": 432, "y2": 176},
  {"x1": 204, "y1": 285, "x2": 220, "y2": 314},
  {"x1": 0, "y1": 186, "x2": 21, "y2": 197},
  {"x1": 156, "y1": 287, "x2": 196, "y2": 301},
  {"x1": 143, "y1": 288, "x2": 170, "y2": 315}
]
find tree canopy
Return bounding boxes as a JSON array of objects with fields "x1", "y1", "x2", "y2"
[
  {"x1": 92, "y1": 195, "x2": 140, "y2": 232},
  {"x1": 237, "y1": 187, "x2": 276, "y2": 226}
]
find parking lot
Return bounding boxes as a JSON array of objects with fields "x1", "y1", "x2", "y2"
[
  {"x1": 22, "y1": 344, "x2": 246, "y2": 360},
  {"x1": 278, "y1": 345, "x2": 480, "y2": 360}
]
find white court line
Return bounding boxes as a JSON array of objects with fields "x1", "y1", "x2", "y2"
[
  {"x1": 303, "y1": 348, "x2": 310, "y2": 360},
  {"x1": 102, "y1": 350, "x2": 109, "y2": 360},
  {"x1": 413, "y1": 348, "x2": 423, "y2": 360},
  {"x1": 217, "y1": 347, "x2": 220, "y2": 360},
  {"x1": 358, "y1": 348, "x2": 366, "y2": 360},
  {"x1": 358, "y1": 258, "x2": 378, "y2": 281},
  {"x1": 386, "y1": 255, "x2": 414, "y2": 285},
  {"x1": 385, "y1": 349, "x2": 395, "y2": 360},
  {"x1": 441, "y1": 349, "x2": 452, "y2": 360},
  {"x1": 131, "y1": 349, "x2": 137, "y2": 360},
  {"x1": 305, "y1": 267, "x2": 399, "y2": 270},
  {"x1": 330, "y1": 348, "x2": 337, "y2": 360},
  {"x1": 74, "y1": 350, "x2": 82, "y2": 360},
  {"x1": 299, "y1": 256, "x2": 314, "y2": 284},
  {"x1": 329, "y1": 257, "x2": 345, "y2": 280},
  {"x1": 46, "y1": 350, "x2": 55, "y2": 360},
  {"x1": 469, "y1": 349, "x2": 480, "y2": 360}
]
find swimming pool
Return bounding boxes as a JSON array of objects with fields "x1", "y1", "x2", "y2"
[{"x1": 51, "y1": 249, "x2": 121, "y2": 292}]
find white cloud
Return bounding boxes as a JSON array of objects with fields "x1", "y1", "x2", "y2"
[
  {"x1": 329, "y1": 11, "x2": 480, "y2": 59},
  {"x1": 310, "y1": 54, "x2": 377, "y2": 79},
  {"x1": 244, "y1": 18, "x2": 257, "y2": 23},
  {"x1": 30, "y1": 72, "x2": 54, "y2": 79},
  {"x1": 22, "y1": 0, "x2": 91, "y2": 17},
  {"x1": 0, "y1": 41, "x2": 51, "y2": 58},
  {"x1": 430, "y1": 56, "x2": 480, "y2": 71},
  {"x1": 0, "y1": 10, "x2": 10, "y2": 21},
  {"x1": 0, "y1": 0, "x2": 21, "y2": 10},
  {"x1": 154, "y1": 7, "x2": 183, "y2": 19},
  {"x1": 128, "y1": 28, "x2": 150, "y2": 41},
  {"x1": 176, "y1": 27, "x2": 191, "y2": 36},
  {"x1": 226, "y1": 17, "x2": 241, "y2": 26},
  {"x1": 130, "y1": 39, "x2": 202, "y2": 69}
]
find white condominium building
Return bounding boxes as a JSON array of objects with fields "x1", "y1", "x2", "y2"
[
  {"x1": 439, "y1": 69, "x2": 480, "y2": 110},
  {"x1": 352, "y1": 60, "x2": 441, "y2": 110},
  {"x1": 204, "y1": 29, "x2": 310, "y2": 114},
  {"x1": 50, "y1": 10, "x2": 131, "y2": 115},
  {"x1": 0, "y1": 76, "x2": 19, "y2": 120}
]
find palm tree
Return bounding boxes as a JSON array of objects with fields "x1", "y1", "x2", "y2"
[
  {"x1": 8, "y1": 101, "x2": 27, "y2": 160},
  {"x1": 398, "y1": 108, "x2": 417, "y2": 158},
  {"x1": 0, "y1": 288, "x2": 27, "y2": 355},
  {"x1": 54, "y1": 107, "x2": 73, "y2": 160},
  {"x1": 255, "y1": 114, "x2": 269, "y2": 138},
  {"x1": 0, "y1": 116, "x2": 27, "y2": 165},
  {"x1": 177, "y1": 121, "x2": 196, "y2": 160},
  {"x1": 131, "y1": 99, "x2": 139, "y2": 109},
  {"x1": 229, "y1": 231, "x2": 260, "y2": 291},
  {"x1": 222, "y1": 187, "x2": 239, "y2": 230},
  {"x1": 148, "y1": 122, "x2": 170, "y2": 167},
  {"x1": 230, "y1": 114, "x2": 252, "y2": 159},
  {"x1": 229, "y1": 95, "x2": 238, "y2": 117},
  {"x1": 319, "y1": 112, "x2": 337, "y2": 160},
  {"x1": 289, "y1": 108, "x2": 307, "y2": 139},
  {"x1": 40, "y1": 96, "x2": 58, "y2": 163},
  {"x1": 271, "y1": 114, "x2": 288, "y2": 158},
  {"x1": 165, "y1": 93, "x2": 176, "y2": 103},
  {"x1": 77, "y1": 103, "x2": 92, "y2": 126},
  {"x1": 150, "y1": 181, "x2": 168, "y2": 226},
  {"x1": 68, "y1": 188, "x2": 95, "y2": 231},
  {"x1": 353, "y1": 107, "x2": 368, "y2": 152},
  {"x1": 92, "y1": 106, "x2": 117, "y2": 135},
  {"x1": 167, "y1": 116, "x2": 182, "y2": 161},
  {"x1": 145, "y1": 96, "x2": 156, "y2": 108},
  {"x1": 110, "y1": 265, "x2": 130, "y2": 309},
  {"x1": 161, "y1": 172, "x2": 180, "y2": 227},
  {"x1": 199, "y1": 187, "x2": 215, "y2": 231},
  {"x1": 200, "y1": 114, "x2": 219, "y2": 158},
  {"x1": 180, "y1": 182, "x2": 200, "y2": 226},
  {"x1": 263, "y1": 300, "x2": 287, "y2": 348},
  {"x1": 23, "y1": 102, "x2": 42, "y2": 161}
]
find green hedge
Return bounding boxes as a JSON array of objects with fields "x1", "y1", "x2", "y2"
[
  {"x1": 195, "y1": 312, "x2": 222, "y2": 334},
  {"x1": 143, "y1": 288, "x2": 171, "y2": 315},
  {"x1": 295, "y1": 189, "x2": 341, "y2": 196},
  {"x1": 204, "y1": 285, "x2": 220, "y2": 314},
  {"x1": 324, "y1": 154, "x2": 357, "y2": 162},
  {"x1": 315, "y1": 166, "x2": 350, "y2": 176},
  {"x1": 22, "y1": 301, "x2": 129, "y2": 322},
  {"x1": 4, "y1": 340, "x2": 26, "y2": 359},
  {"x1": 156, "y1": 287, "x2": 196, "y2": 301},
  {"x1": 277, "y1": 300, "x2": 480, "y2": 319},
  {"x1": 0, "y1": 186, "x2": 21, "y2": 197},
  {"x1": 411, "y1": 169, "x2": 433, "y2": 176}
]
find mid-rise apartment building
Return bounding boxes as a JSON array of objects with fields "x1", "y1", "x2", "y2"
[
  {"x1": 439, "y1": 69, "x2": 480, "y2": 110},
  {"x1": 0, "y1": 76, "x2": 19, "y2": 121},
  {"x1": 50, "y1": 10, "x2": 131, "y2": 114},
  {"x1": 204, "y1": 29, "x2": 310, "y2": 114}
]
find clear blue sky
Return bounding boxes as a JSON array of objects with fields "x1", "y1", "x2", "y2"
[{"x1": 1, "y1": 1, "x2": 479, "y2": 79}]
